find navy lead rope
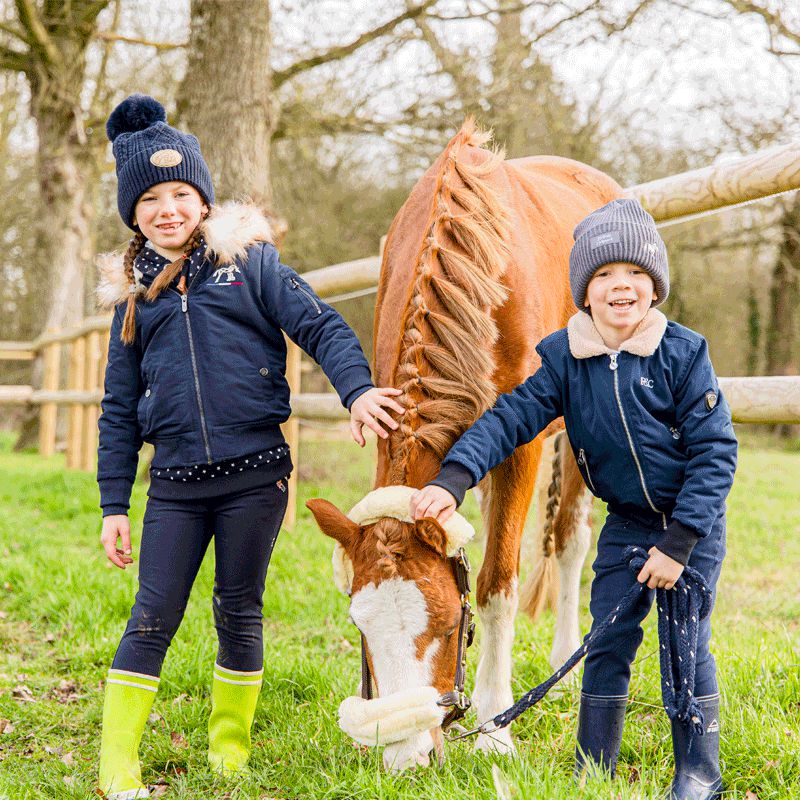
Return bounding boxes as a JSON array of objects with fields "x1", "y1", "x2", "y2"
[{"x1": 459, "y1": 546, "x2": 712, "y2": 741}]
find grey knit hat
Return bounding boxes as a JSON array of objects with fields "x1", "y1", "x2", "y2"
[
  {"x1": 106, "y1": 95, "x2": 214, "y2": 230},
  {"x1": 569, "y1": 198, "x2": 668, "y2": 311}
]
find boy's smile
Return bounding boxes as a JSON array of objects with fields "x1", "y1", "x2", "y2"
[{"x1": 584, "y1": 261, "x2": 657, "y2": 348}]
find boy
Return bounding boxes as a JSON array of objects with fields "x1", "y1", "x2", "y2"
[{"x1": 411, "y1": 198, "x2": 736, "y2": 800}]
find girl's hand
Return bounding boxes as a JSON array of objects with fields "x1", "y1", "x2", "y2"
[
  {"x1": 636, "y1": 546, "x2": 684, "y2": 590},
  {"x1": 101, "y1": 515, "x2": 135, "y2": 569},
  {"x1": 349, "y1": 387, "x2": 405, "y2": 447},
  {"x1": 410, "y1": 486, "x2": 457, "y2": 524}
]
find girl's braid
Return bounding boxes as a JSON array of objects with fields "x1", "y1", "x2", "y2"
[{"x1": 120, "y1": 232, "x2": 146, "y2": 344}]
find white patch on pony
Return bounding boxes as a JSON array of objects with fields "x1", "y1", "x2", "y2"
[
  {"x1": 472, "y1": 579, "x2": 518, "y2": 755},
  {"x1": 550, "y1": 492, "x2": 592, "y2": 677},
  {"x1": 349, "y1": 577, "x2": 438, "y2": 771}
]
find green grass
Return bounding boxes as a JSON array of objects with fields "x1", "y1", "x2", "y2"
[{"x1": 0, "y1": 434, "x2": 798, "y2": 799}]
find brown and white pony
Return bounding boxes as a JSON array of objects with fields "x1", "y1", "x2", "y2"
[{"x1": 308, "y1": 120, "x2": 623, "y2": 770}]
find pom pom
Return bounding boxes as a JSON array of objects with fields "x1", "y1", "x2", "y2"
[{"x1": 106, "y1": 95, "x2": 166, "y2": 142}]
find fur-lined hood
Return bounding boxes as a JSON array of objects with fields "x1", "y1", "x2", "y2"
[
  {"x1": 96, "y1": 201, "x2": 273, "y2": 309},
  {"x1": 567, "y1": 308, "x2": 667, "y2": 359}
]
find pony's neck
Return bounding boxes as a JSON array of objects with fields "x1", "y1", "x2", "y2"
[{"x1": 376, "y1": 439, "x2": 442, "y2": 490}]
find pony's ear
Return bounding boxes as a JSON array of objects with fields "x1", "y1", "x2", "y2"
[
  {"x1": 306, "y1": 498, "x2": 360, "y2": 551},
  {"x1": 415, "y1": 517, "x2": 449, "y2": 558}
]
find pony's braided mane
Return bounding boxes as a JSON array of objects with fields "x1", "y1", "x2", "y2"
[{"x1": 386, "y1": 118, "x2": 510, "y2": 485}]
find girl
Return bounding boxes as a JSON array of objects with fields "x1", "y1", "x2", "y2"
[
  {"x1": 96, "y1": 95, "x2": 403, "y2": 799},
  {"x1": 411, "y1": 199, "x2": 737, "y2": 800}
]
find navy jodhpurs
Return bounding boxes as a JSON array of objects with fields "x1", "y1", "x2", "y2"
[
  {"x1": 112, "y1": 480, "x2": 288, "y2": 676},
  {"x1": 581, "y1": 510, "x2": 726, "y2": 699}
]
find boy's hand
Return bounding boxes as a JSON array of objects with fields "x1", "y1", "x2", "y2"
[
  {"x1": 410, "y1": 486, "x2": 457, "y2": 524},
  {"x1": 350, "y1": 387, "x2": 404, "y2": 446},
  {"x1": 101, "y1": 514, "x2": 134, "y2": 569},
  {"x1": 636, "y1": 546, "x2": 684, "y2": 590}
]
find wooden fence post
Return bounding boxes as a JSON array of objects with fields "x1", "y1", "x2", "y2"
[
  {"x1": 82, "y1": 330, "x2": 102, "y2": 471},
  {"x1": 66, "y1": 335, "x2": 86, "y2": 469},
  {"x1": 281, "y1": 338, "x2": 302, "y2": 530},
  {"x1": 38, "y1": 338, "x2": 61, "y2": 458}
]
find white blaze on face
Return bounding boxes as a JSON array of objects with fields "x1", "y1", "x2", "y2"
[{"x1": 349, "y1": 577, "x2": 441, "y2": 770}]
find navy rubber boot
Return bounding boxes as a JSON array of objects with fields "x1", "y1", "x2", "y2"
[
  {"x1": 670, "y1": 694, "x2": 723, "y2": 800},
  {"x1": 574, "y1": 693, "x2": 628, "y2": 779}
]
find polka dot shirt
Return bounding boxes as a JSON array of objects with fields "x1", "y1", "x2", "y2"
[
  {"x1": 136, "y1": 238, "x2": 208, "y2": 285},
  {"x1": 151, "y1": 445, "x2": 290, "y2": 483}
]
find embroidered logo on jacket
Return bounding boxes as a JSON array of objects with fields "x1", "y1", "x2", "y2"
[
  {"x1": 211, "y1": 265, "x2": 243, "y2": 286},
  {"x1": 640, "y1": 376, "x2": 654, "y2": 388}
]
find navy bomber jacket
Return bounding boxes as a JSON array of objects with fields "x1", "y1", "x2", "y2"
[
  {"x1": 96, "y1": 202, "x2": 374, "y2": 515},
  {"x1": 430, "y1": 309, "x2": 737, "y2": 565}
]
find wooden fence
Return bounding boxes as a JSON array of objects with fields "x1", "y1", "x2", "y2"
[{"x1": 1, "y1": 144, "x2": 799, "y2": 528}]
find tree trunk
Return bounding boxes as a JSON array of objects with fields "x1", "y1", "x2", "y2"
[
  {"x1": 176, "y1": 0, "x2": 276, "y2": 210},
  {"x1": 13, "y1": 17, "x2": 103, "y2": 451}
]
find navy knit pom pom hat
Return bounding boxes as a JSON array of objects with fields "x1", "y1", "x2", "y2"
[
  {"x1": 106, "y1": 94, "x2": 214, "y2": 230},
  {"x1": 569, "y1": 198, "x2": 669, "y2": 311}
]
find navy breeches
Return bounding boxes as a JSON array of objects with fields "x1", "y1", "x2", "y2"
[
  {"x1": 581, "y1": 511, "x2": 726, "y2": 698},
  {"x1": 112, "y1": 480, "x2": 288, "y2": 676}
]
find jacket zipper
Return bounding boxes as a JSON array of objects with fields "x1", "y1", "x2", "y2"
[
  {"x1": 179, "y1": 290, "x2": 213, "y2": 464},
  {"x1": 609, "y1": 353, "x2": 667, "y2": 529},
  {"x1": 577, "y1": 448, "x2": 597, "y2": 494},
  {"x1": 291, "y1": 278, "x2": 322, "y2": 315}
]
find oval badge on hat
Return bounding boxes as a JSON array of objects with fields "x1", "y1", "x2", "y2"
[
  {"x1": 705, "y1": 391, "x2": 717, "y2": 410},
  {"x1": 150, "y1": 149, "x2": 183, "y2": 168}
]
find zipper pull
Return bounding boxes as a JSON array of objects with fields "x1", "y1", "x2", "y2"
[
  {"x1": 577, "y1": 448, "x2": 586, "y2": 465},
  {"x1": 609, "y1": 353, "x2": 618, "y2": 371},
  {"x1": 181, "y1": 293, "x2": 188, "y2": 313}
]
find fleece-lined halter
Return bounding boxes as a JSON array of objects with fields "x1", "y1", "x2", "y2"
[{"x1": 336, "y1": 486, "x2": 476, "y2": 746}]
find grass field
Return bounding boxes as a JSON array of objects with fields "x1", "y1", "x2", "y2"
[{"x1": 0, "y1": 431, "x2": 798, "y2": 799}]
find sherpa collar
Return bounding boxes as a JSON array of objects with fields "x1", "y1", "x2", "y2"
[
  {"x1": 96, "y1": 201, "x2": 273, "y2": 309},
  {"x1": 567, "y1": 308, "x2": 667, "y2": 359}
]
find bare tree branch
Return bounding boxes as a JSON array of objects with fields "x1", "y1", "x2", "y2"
[
  {"x1": 721, "y1": 0, "x2": 800, "y2": 51},
  {"x1": 0, "y1": 43, "x2": 29, "y2": 73},
  {"x1": 415, "y1": 17, "x2": 476, "y2": 103},
  {"x1": 272, "y1": 0, "x2": 439, "y2": 88},
  {"x1": 93, "y1": 31, "x2": 185, "y2": 50},
  {"x1": 89, "y1": 0, "x2": 122, "y2": 122},
  {"x1": 0, "y1": 20, "x2": 30, "y2": 45},
  {"x1": 14, "y1": 0, "x2": 61, "y2": 66}
]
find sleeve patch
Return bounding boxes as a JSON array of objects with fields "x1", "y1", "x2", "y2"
[{"x1": 705, "y1": 391, "x2": 717, "y2": 410}]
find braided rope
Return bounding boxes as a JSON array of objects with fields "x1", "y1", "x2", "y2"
[{"x1": 478, "y1": 546, "x2": 712, "y2": 738}]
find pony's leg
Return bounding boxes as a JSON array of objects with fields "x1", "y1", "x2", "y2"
[
  {"x1": 473, "y1": 440, "x2": 540, "y2": 755},
  {"x1": 549, "y1": 448, "x2": 592, "y2": 676}
]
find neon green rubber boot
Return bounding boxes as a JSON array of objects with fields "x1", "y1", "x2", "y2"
[
  {"x1": 207, "y1": 663, "x2": 264, "y2": 774},
  {"x1": 98, "y1": 669, "x2": 159, "y2": 799}
]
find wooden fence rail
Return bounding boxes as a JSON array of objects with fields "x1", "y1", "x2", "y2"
[{"x1": 1, "y1": 143, "x2": 799, "y2": 528}]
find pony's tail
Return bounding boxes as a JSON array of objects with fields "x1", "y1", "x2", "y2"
[{"x1": 520, "y1": 431, "x2": 563, "y2": 620}]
